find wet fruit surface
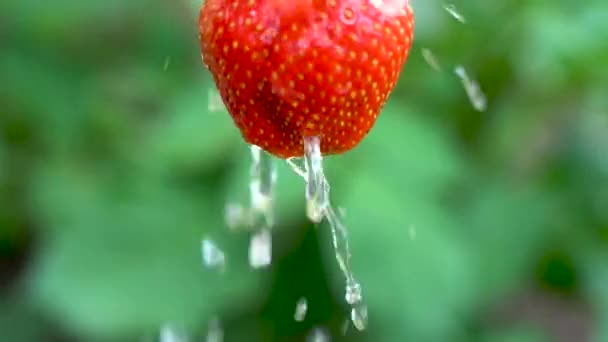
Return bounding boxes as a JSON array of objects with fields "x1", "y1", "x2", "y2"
[{"x1": 199, "y1": 0, "x2": 414, "y2": 158}]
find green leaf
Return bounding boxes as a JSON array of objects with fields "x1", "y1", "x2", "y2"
[
  {"x1": 28, "y1": 162, "x2": 265, "y2": 338},
  {"x1": 480, "y1": 326, "x2": 550, "y2": 342},
  {"x1": 142, "y1": 85, "x2": 240, "y2": 172},
  {"x1": 346, "y1": 103, "x2": 466, "y2": 200}
]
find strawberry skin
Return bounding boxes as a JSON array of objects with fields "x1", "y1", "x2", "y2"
[{"x1": 199, "y1": 0, "x2": 414, "y2": 158}]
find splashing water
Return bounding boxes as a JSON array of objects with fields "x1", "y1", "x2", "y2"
[
  {"x1": 249, "y1": 228, "x2": 272, "y2": 268},
  {"x1": 303, "y1": 136, "x2": 329, "y2": 223},
  {"x1": 420, "y1": 8, "x2": 488, "y2": 112},
  {"x1": 443, "y1": 3, "x2": 466, "y2": 23},
  {"x1": 344, "y1": 281, "x2": 367, "y2": 331},
  {"x1": 249, "y1": 145, "x2": 277, "y2": 228},
  {"x1": 421, "y1": 48, "x2": 442, "y2": 71},
  {"x1": 287, "y1": 136, "x2": 368, "y2": 331},
  {"x1": 246, "y1": 146, "x2": 277, "y2": 267},
  {"x1": 294, "y1": 297, "x2": 308, "y2": 322},
  {"x1": 224, "y1": 202, "x2": 250, "y2": 230},
  {"x1": 194, "y1": 136, "x2": 277, "y2": 342},
  {"x1": 454, "y1": 65, "x2": 487, "y2": 112},
  {"x1": 221, "y1": 146, "x2": 277, "y2": 266},
  {"x1": 201, "y1": 238, "x2": 226, "y2": 272}
]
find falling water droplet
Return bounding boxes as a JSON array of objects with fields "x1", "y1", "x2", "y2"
[
  {"x1": 224, "y1": 144, "x2": 276, "y2": 236},
  {"x1": 298, "y1": 136, "x2": 367, "y2": 331},
  {"x1": 306, "y1": 327, "x2": 331, "y2": 342},
  {"x1": 350, "y1": 305, "x2": 368, "y2": 331},
  {"x1": 206, "y1": 317, "x2": 223, "y2": 342},
  {"x1": 224, "y1": 202, "x2": 251, "y2": 230},
  {"x1": 246, "y1": 146, "x2": 276, "y2": 268},
  {"x1": 250, "y1": 145, "x2": 277, "y2": 228},
  {"x1": 421, "y1": 48, "x2": 442, "y2": 71},
  {"x1": 345, "y1": 281, "x2": 362, "y2": 305},
  {"x1": 443, "y1": 3, "x2": 466, "y2": 23},
  {"x1": 201, "y1": 239, "x2": 226, "y2": 271},
  {"x1": 454, "y1": 65, "x2": 487, "y2": 112},
  {"x1": 249, "y1": 228, "x2": 272, "y2": 268},
  {"x1": 303, "y1": 136, "x2": 329, "y2": 223},
  {"x1": 294, "y1": 297, "x2": 308, "y2": 322},
  {"x1": 345, "y1": 281, "x2": 368, "y2": 331}
]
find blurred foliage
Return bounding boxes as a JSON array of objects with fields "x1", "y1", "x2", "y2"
[{"x1": 1, "y1": 0, "x2": 607, "y2": 341}]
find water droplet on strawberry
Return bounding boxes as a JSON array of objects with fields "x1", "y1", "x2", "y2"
[{"x1": 340, "y1": 6, "x2": 358, "y2": 25}]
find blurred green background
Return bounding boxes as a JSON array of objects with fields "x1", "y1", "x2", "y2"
[{"x1": 1, "y1": 0, "x2": 607, "y2": 341}]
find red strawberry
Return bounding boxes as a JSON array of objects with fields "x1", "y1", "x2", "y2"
[{"x1": 199, "y1": 0, "x2": 414, "y2": 158}]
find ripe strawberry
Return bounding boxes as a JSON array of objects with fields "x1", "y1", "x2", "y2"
[{"x1": 199, "y1": 0, "x2": 414, "y2": 158}]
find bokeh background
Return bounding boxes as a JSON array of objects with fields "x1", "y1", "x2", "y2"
[{"x1": 1, "y1": 0, "x2": 607, "y2": 341}]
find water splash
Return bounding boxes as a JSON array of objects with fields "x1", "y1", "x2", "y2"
[
  {"x1": 443, "y1": 3, "x2": 466, "y2": 23},
  {"x1": 249, "y1": 228, "x2": 272, "y2": 268},
  {"x1": 247, "y1": 146, "x2": 277, "y2": 267},
  {"x1": 349, "y1": 302, "x2": 368, "y2": 331},
  {"x1": 201, "y1": 238, "x2": 226, "y2": 272},
  {"x1": 294, "y1": 297, "x2": 308, "y2": 322},
  {"x1": 421, "y1": 48, "x2": 442, "y2": 71},
  {"x1": 287, "y1": 136, "x2": 368, "y2": 331},
  {"x1": 224, "y1": 202, "x2": 250, "y2": 230},
  {"x1": 223, "y1": 146, "x2": 276, "y2": 266},
  {"x1": 303, "y1": 136, "x2": 329, "y2": 223},
  {"x1": 421, "y1": 9, "x2": 487, "y2": 112},
  {"x1": 454, "y1": 65, "x2": 487, "y2": 112},
  {"x1": 249, "y1": 145, "x2": 277, "y2": 228}
]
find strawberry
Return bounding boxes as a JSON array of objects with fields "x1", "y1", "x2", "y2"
[{"x1": 199, "y1": 0, "x2": 414, "y2": 158}]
